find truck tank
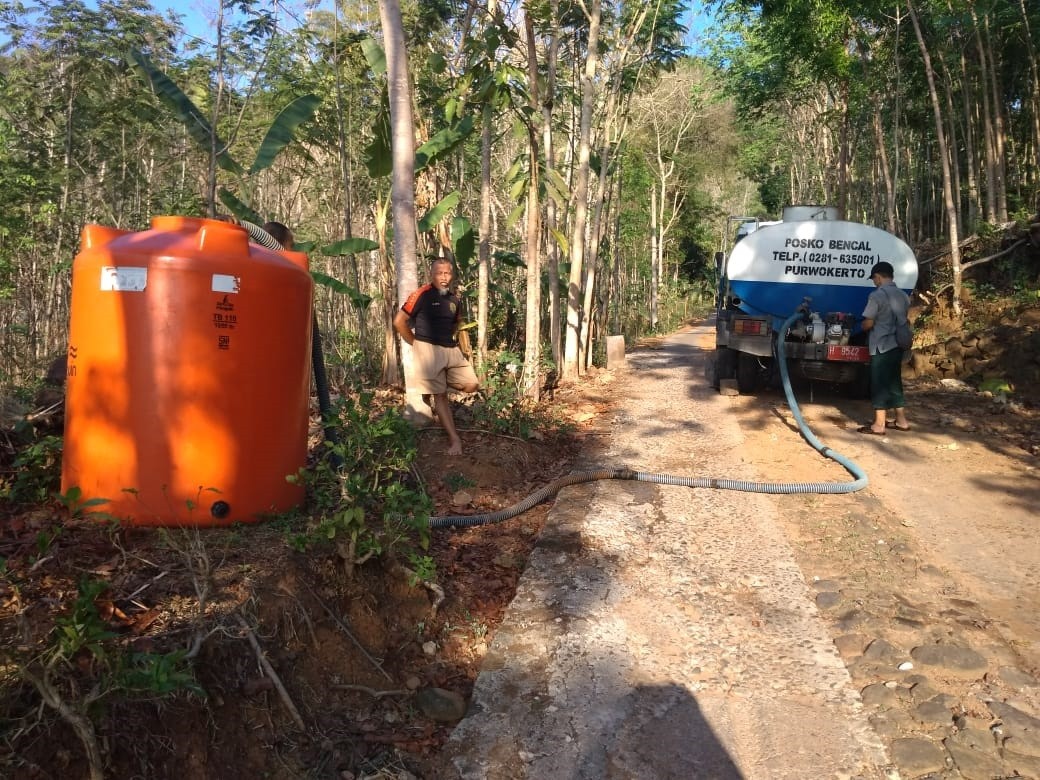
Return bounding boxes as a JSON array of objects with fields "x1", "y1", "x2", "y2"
[
  {"x1": 713, "y1": 207, "x2": 918, "y2": 393},
  {"x1": 728, "y1": 218, "x2": 917, "y2": 324}
]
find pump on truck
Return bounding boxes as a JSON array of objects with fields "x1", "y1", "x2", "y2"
[{"x1": 709, "y1": 206, "x2": 918, "y2": 394}]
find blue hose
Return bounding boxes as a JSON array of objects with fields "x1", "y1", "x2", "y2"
[{"x1": 429, "y1": 308, "x2": 868, "y2": 528}]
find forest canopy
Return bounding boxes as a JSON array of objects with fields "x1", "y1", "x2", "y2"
[{"x1": 1, "y1": 0, "x2": 1037, "y2": 394}]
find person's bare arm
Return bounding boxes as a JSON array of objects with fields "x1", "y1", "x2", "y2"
[
  {"x1": 861, "y1": 317, "x2": 875, "y2": 331},
  {"x1": 393, "y1": 309, "x2": 414, "y2": 345}
]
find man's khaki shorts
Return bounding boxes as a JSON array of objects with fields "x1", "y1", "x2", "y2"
[{"x1": 409, "y1": 341, "x2": 478, "y2": 394}]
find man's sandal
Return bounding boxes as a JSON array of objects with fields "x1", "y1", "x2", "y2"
[{"x1": 857, "y1": 425, "x2": 886, "y2": 436}]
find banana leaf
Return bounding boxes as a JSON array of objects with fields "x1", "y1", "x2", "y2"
[
  {"x1": 127, "y1": 49, "x2": 243, "y2": 177},
  {"x1": 311, "y1": 271, "x2": 373, "y2": 310},
  {"x1": 417, "y1": 192, "x2": 460, "y2": 233},
  {"x1": 450, "y1": 216, "x2": 475, "y2": 269},
  {"x1": 493, "y1": 250, "x2": 525, "y2": 269},
  {"x1": 360, "y1": 37, "x2": 386, "y2": 77},
  {"x1": 414, "y1": 116, "x2": 474, "y2": 174},
  {"x1": 365, "y1": 98, "x2": 392, "y2": 179},
  {"x1": 322, "y1": 238, "x2": 380, "y2": 256},
  {"x1": 249, "y1": 94, "x2": 321, "y2": 175},
  {"x1": 217, "y1": 189, "x2": 263, "y2": 226}
]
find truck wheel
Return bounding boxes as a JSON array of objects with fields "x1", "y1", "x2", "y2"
[
  {"x1": 736, "y1": 353, "x2": 760, "y2": 394},
  {"x1": 714, "y1": 347, "x2": 736, "y2": 389}
]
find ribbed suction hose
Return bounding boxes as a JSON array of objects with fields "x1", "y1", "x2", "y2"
[{"x1": 429, "y1": 309, "x2": 868, "y2": 529}]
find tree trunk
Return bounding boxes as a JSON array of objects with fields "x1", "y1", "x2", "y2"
[
  {"x1": 936, "y1": 51, "x2": 962, "y2": 240},
  {"x1": 378, "y1": 0, "x2": 419, "y2": 394},
  {"x1": 561, "y1": 0, "x2": 601, "y2": 381},
  {"x1": 971, "y1": 7, "x2": 997, "y2": 223},
  {"x1": 650, "y1": 185, "x2": 659, "y2": 330},
  {"x1": 872, "y1": 112, "x2": 897, "y2": 233},
  {"x1": 478, "y1": 99, "x2": 492, "y2": 370},
  {"x1": 1018, "y1": 0, "x2": 1040, "y2": 177},
  {"x1": 907, "y1": 0, "x2": 962, "y2": 317},
  {"x1": 206, "y1": 0, "x2": 226, "y2": 217},
  {"x1": 981, "y1": 11, "x2": 1007, "y2": 222},
  {"x1": 837, "y1": 78, "x2": 849, "y2": 219},
  {"x1": 542, "y1": 0, "x2": 562, "y2": 371},
  {"x1": 611, "y1": 157, "x2": 623, "y2": 336},
  {"x1": 521, "y1": 6, "x2": 541, "y2": 399},
  {"x1": 959, "y1": 49, "x2": 981, "y2": 233},
  {"x1": 332, "y1": 6, "x2": 368, "y2": 370}
]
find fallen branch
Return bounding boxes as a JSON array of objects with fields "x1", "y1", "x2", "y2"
[
  {"x1": 928, "y1": 238, "x2": 1030, "y2": 302},
  {"x1": 418, "y1": 427, "x2": 533, "y2": 444},
  {"x1": 331, "y1": 684, "x2": 411, "y2": 698},
  {"x1": 304, "y1": 584, "x2": 394, "y2": 682},
  {"x1": 959, "y1": 237, "x2": 1028, "y2": 272},
  {"x1": 125, "y1": 570, "x2": 168, "y2": 602},
  {"x1": 235, "y1": 614, "x2": 307, "y2": 732},
  {"x1": 20, "y1": 668, "x2": 105, "y2": 780},
  {"x1": 25, "y1": 399, "x2": 63, "y2": 423},
  {"x1": 395, "y1": 565, "x2": 445, "y2": 616},
  {"x1": 918, "y1": 234, "x2": 980, "y2": 266}
]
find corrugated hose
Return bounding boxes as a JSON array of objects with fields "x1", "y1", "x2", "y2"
[{"x1": 429, "y1": 309, "x2": 868, "y2": 529}]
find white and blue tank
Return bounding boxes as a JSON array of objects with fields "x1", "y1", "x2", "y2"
[{"x1": 727, "y1": 206, "x2": 918, "y2": 326}]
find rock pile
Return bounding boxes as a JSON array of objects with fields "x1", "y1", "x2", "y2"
[{"x1": 908, "y1": 307, "x2": 1040, "y2": 389}]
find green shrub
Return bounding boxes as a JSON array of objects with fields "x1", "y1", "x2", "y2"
[
  {"x1": 287, "y1": 392, "x2": 432, "y2": 574},
  {"x1": 2, "y1": 434, "x2": 62, "y2": 505}
]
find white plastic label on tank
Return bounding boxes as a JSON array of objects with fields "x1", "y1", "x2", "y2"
[
  {"x1": 211, "y1": 274, "x2": 241, "y2": 294},
  {"x1": 100, "y1": 266, "x2": 147, "y2": 292}
]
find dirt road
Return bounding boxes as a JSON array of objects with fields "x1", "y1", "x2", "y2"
[{"x1": 445, "y1": 321, "x2": 1040, "y2": 779}]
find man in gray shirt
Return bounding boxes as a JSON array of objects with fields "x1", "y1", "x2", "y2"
[{"x1": 859, "y1": 261, "x2": 911, "y2": 435}]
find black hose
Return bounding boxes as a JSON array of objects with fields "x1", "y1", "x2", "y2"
[
  {"x1": 429, "y1": 309, "x2": 868, "y2": 529},
  {"x1": 241, "y1": 220, "x2": 341, "y2": 466},
  {"x1": 310, "y1": 315, "x2": 343, "y2": 467}
]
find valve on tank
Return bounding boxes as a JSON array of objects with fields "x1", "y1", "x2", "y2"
[
  {"x1": 788, "y1": 311, "x2": 827, "y2": 343},
  {"x1": 808, "y1": 313, "x2": 827, "y2": 343}
]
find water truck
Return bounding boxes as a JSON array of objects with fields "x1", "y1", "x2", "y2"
[{"x1": 710, "y1": 206, "x2": 918, "y2": 394}]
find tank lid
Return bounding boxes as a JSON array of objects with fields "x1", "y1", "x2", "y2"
[
  {"x1": 150, "y1": 216, "x2": 251, "y2": 257},
  {"x1": 782, "y1": 205, "x2": 838, "y2": 222}
]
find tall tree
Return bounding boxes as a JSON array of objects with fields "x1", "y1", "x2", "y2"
[
  {"x1": 521, "y1": 3, "x2": 542, "y2": 398},
  {"x1": 906, "y1": 0, "x2": 962, "y2": 315},
  {"x1": 561, "y1": 0, "x2": 602, "y2": 382},
  {"x1": 377, "y1": 0, "x2": 419, "y2": 395}
]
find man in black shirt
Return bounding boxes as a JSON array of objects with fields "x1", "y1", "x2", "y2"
[{"x1": 394, "y1": 259, "x2": 479, "y2": 455}]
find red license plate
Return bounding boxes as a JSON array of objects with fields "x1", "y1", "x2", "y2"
[{"x1": 826, "y1": 344, "x2": 869, "y2": 362}]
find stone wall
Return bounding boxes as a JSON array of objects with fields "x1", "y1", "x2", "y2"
[{"x1": 908, "y1": 307, "x2": 1040, "y2": 390}]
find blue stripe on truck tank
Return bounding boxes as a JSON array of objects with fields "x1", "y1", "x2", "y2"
[
  {"x1": 727, "y1": 220, "x2": 917, "y2": 321},
  {"x1": 728, "y1": 280, "x2": 892, "y2": 329}
]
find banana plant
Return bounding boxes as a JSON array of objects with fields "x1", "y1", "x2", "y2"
[
  {"x1": 127, "y1": 48, "x2": 320, "y2": 222},
  {"x1": 316, "y1": 238, "x2": 380, "y2": 311},
  {"x1": 360, "y1": 36, "x2": 476, "y2": 238}
]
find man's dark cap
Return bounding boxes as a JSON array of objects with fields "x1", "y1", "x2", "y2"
[{"x1": 870, "y1": 261, "x2": 894, "y2": 278}]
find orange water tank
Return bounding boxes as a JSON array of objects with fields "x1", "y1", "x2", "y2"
[{"x1": 61, "y1": 216, "x2": 313, "y2": 526}]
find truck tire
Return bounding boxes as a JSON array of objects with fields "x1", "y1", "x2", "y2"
[
  {"x1": 736, "y1": 353, "x2": 760, "y2": 394},
  {"x1": 714, "y1": 347, "x2": 736, "y2": 389}
]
